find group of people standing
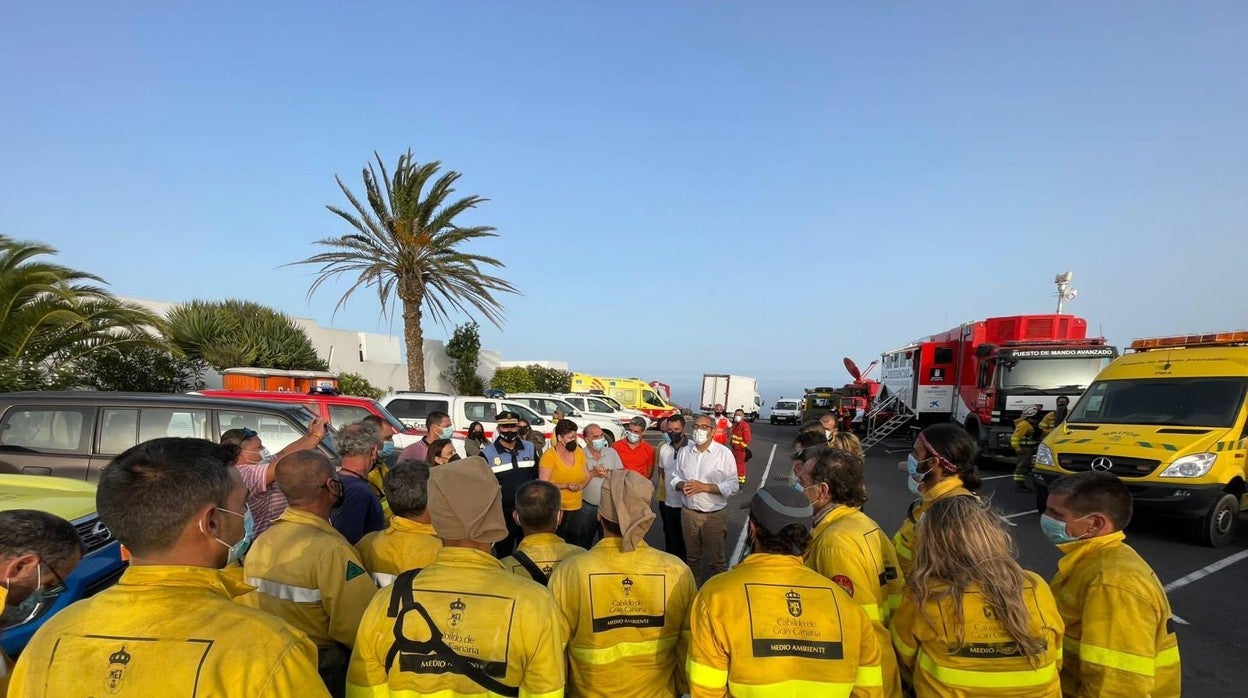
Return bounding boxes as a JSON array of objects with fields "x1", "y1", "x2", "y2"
[{"x1": 0, "y1": 401, "x2": 1181, "y2": 698}]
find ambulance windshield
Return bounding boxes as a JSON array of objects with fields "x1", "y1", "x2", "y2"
[
  {"x1": 999, "y1": 358, "x2": 1108, "y2": 392},
  {"x1": 1069, "y1": 377, "x2": 1248, "y2": 428}
]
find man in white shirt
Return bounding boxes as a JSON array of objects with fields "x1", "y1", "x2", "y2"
[{"x1": 670, "y1": 414, "x2": 739, "y2": 583}]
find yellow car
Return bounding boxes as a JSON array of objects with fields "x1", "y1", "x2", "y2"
[
  {"x1": 0, "y1": 474, "x2": 126, "y2": 655},
  {"x1": 1032, "y1": 331, "x2": 1248, "y2": 547}
]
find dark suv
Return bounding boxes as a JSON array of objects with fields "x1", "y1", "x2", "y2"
[{"x1": 0, "y1": 392, "x2": 339, "y2": 481}]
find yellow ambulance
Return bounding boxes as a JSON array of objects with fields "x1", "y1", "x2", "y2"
[
  {"x1": 1031, "y1": 331, "x2": 1248, "y2": 547},
  {"x1": 569, "y1": 372, "x2": 679, "y2": 426}
]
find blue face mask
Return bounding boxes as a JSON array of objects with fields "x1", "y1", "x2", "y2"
[
  {"x1": 590, "y1": 437, "x2": 608, "y2": 450},
  {"x1": 212, "y1": 506, "x2": 255, "y2": 566},
  {"x1": 380, "y1": 441, "x2": 396, "y2": 457},
  {"x1": 905, "y1": 454, "x2": 929, "y2": 496},
  {"x1": 1040, "y1": 513, "x2": 1088, "y2": 545},
  {"x1": 439, "y1": 426, "x2": 455, "y2": 440}
]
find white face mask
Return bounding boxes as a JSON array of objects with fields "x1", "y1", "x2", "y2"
[
  {"x1": 626, "y1": 432, "x2": 642, "y2": 444},
  {"x1": 692, "y1": 428, "x2": 712, "y2": 445},
  {"x1": 733, "y1": 415, "x2": 743, "y2": 423}
]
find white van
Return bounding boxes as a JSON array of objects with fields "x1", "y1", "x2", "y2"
[
  {"x1": 505, "y1": 393, "x2": 626, "y2": 443},
  {"x1": 378, "y1": 393, "x2": 553, "y2": 447},
  {"x1": 770, "y1": 398, "x2": 802, "y2": 425}
]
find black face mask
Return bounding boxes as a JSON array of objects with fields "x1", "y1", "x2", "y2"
[
  {"x1": 564, "y1": 440, "x2": 578, "y2": 452},
  {"x1": 1055, "y1": 406, "x2": 1069, "y2": 421},
  {"x1": 469, "y1": 430, "x2": 484, "y2": 440},
  {"x1": 519, "y1": 426, "x2": 531, "y2": 436},
  {"x1": 498, "y1": 431, "x2": 519, "y2": 443},
  {"x1": 668, "y1": 432, "x2": 684, "y2": 445}
]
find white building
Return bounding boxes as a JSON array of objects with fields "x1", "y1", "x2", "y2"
[{"x1": 122, "y1": 297, "x2": 509, "y2": 394}]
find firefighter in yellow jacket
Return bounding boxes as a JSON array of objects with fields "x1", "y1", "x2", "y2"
[
  {"x1": 244, "y1": 451, "x2": 379, "y2": 696},
  {"x1": 799, "y1": 448, "x2": 904, "y2": 698},
  {"x1": 347, "y1": 456, "x2": 566, "y2": 698},
  {"x1": 354, "y1": 460, "x2": 441, "y2": 586},
  {"x1": 894, "y1": 424, "x2": 982, "y2": 576},
  {"x1": 549, "y1": 470, "x2": 697, "y2": 697},
  {"x1": 1011, "y1": 405, "x2": 1046, "y2": 492},
  {"x1": 8, "y1": 438, "x2": 328, "y2": 698},
  {"x1": 687, "y1": 484, "x2": 884, "y2": 697},
  {"x1": 1043, "y1": 471, "x2": 1180, "y2": 697},
  {"x1": 890, "y1": 496, "x2": 1063, "y2": 697},
  {"x1": 500, "y1": 480, "x2": 586, "y2": 584}
]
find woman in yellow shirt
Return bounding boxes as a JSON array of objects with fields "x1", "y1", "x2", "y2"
[{"x1": 540, "y1": 419, "x2": 593, "y2": 544}]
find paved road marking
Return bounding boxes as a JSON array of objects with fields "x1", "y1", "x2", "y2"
[
  {"x1": 729, "y1": 444, "x2": 777, "y2": 567},
  {"x1": 1163, "y1": 549, "x2": 1248, "y2": 594},
  {"x1": 997, "y1": 509, "x2": 1039, "y2": 527},
  {"x1": 982, "y1": 474, "x2": 1015, "y2": 481}
]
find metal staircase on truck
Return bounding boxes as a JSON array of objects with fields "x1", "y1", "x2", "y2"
[{"x1": 861, "y1": 394, "x2": 914, "y2": 451}]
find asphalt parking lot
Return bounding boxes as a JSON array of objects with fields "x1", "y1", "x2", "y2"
[{"x1": 643, "y1": 421, "x2": 1247, "y2": 697}]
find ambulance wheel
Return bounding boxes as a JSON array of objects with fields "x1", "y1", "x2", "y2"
[{"x1": 1192, "y1": 492, "x2": 1239, "y2": 548}]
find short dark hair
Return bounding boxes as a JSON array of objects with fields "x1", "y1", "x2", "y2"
[
  {"x1": 425, "y1": 411, "x2": 450, "y2": 431},
  {"x1": 665, "y1": 414, "x2": 685, "y2": 428},
  {"x1": 361, "y1": 414, "x2": 386, "y2": 428},
  {"x1": 514, "y1": 480, "x2": 561, "y2": 531},
  {"x1": 385, "y1": 460, "x2": 431, "y2": 518},
  {"x1": 1049, "y1": 471, "x2": 1133, "y2": 529},
  {"x1": 793, "y1": 431, "x2": 829, "y2": 461},
  {"x1": 554, "y1": 419, "x2": 578, "y2": 438},
  {"x1": 808, "y1": 449, "x2": 868, "y2": 507},
  {"x1": 97, "y1": 438, "x2": 235, "y2": 557},
  {"x1": 0, "y1": 510, "x2": 83, "y2": 569},
  {"x1": 750, "y1": 516, "x2": 811, "y2": 556},
  {"x1": 920, "y1": 423, "x2": 982, "y2": 492}
]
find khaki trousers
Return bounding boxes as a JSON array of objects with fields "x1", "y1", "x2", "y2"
[{"x1": 682, "y1": 507, "x2": 728, "y2": 583}]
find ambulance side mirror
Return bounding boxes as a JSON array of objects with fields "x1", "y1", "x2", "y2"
[{"x1": 976, "y1": 344, "x2": 996, "y2": 358}]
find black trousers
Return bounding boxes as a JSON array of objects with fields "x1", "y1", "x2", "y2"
[
  {"x1": 660, "y1": 502, "x2": 687, "y2": 562},
  {"x1": 317, "y1": 643, "x2": 349, "y2": 698},
  {"x1": 496, "y1": 501, "x2": 524, "y2": 558}
]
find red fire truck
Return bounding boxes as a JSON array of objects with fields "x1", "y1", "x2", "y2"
[{"x1": 880, "y1": 314, "x2": 1118, "y2": 457}]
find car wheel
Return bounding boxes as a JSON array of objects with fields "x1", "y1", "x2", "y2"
[
  {"x1": 1192, "y1": 492, "x2": 1239, "y2": 548},
  {"x1": 770, "y1": 418, "x2": 776, "y2": 425}
]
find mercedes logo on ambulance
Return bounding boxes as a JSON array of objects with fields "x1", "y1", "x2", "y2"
[{"x1": 1090, "y1": 457, "x2": 1113, "y2": 472}]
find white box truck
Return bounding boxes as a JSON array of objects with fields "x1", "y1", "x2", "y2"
[{"x1": 701, "y1": 374, "x2": 762, "y2": 422}]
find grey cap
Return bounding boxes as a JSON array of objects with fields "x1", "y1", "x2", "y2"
[{"x1": 743, "y1": 484, "x2": 814, "y2": 534}]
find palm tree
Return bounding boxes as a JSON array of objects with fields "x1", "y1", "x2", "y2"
[
  {"x1": 291, "y1": 151, "x2": 518, "y2": 391},
  {"x1": 164, "y1": 299, "x2": 328, "y2": 371},
  {"x1": 0, "y1": 235, "x2": 162, "y2": 391}
]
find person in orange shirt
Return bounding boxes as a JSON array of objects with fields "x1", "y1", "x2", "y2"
[
  {"x1": 711, "y1": 404, "x2": 732, "y2": 446},
  {"x1": 612, "y1": 416, "x2": 656, "y2": 479},
  {"x1": 729, "y1": 408, "x2": 751, "y2": 486}
]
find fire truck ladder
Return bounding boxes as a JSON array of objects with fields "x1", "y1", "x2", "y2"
[{"x1": 861, "y1": 395, "x2": 914, "y2": 452}]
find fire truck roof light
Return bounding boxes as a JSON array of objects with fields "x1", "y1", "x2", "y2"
[{"x1": 1131, "y1": 331, "x2": 1248, "y2": 351}]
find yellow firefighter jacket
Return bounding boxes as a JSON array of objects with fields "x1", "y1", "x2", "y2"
[
  {"x1": 346, "y1": 546, "x2": 566, "y2": 698},
  {"x1": 893, "y1": 476, "x2": 974, "y2": 577},
  {"x1": 1011, "y1": 419, "x2": 1044, "y2": 454},
  {"x1": 243, "y1": 506, "x2": 378, "y2": 649},
  {"x1": 367, "y1": 461, "x2": 393, "y2": 524},
  {"x1": 1051, "y1": 531, "x2": 1180, "y2": 698},
  {"x1": 0, "y1": 585, "x2": 9, "y2": 696},
  {"x1": 889, "y1": 571, "x2": 1064, "y2": 697},
  {"x1": 354, "y1": 517, "x2": 442, "y2": 586},
  {"x1": 547, "y1": 537, "x2": 696, "y2": 697},
  {"x1": 7, "y1": 565, "x2": 328, "y2": 698},
  {"x1": 807, "y1": 505, "x2": 905, "y2": 698},
  {"x1": 686, "y1": 552, "x2": 885, "y2": 698},
  {"x1": 498, "y1": 532, "x2": 585, "y2": 584}
]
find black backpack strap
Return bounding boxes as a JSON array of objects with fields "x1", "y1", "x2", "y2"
[
  {"x1": 382, "y1": 575, "x2": 519, "y2": 697},
  {"x1": 510, "y1": 550, "x2": 548, "y2": 585}
]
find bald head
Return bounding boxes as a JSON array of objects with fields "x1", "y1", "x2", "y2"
[{"x1": 276, "y1": 451, "x2": 335, "y2": 504}]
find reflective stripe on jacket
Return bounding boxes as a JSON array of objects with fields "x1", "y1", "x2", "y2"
[
  {"x1": 355, "y1": 517, "x2": 442, "y2": 587},
  {"x1": 548, "y1": 537, "x2": 696, "y2": 697},
  {"x1": 807, "y1": 505, "x2": 905, "y2": 697},
  {"x1": 686, "y1": 553, "x2": 884, "y2": 698},
  {"x1": 892, "y1": 477, "x2": 974, "y2": 576},
  {"x1": 889, "y1": 571, "x2": 1063, "y2": 697},
  {"x1": 1051, "y1": 531, "x2": 1180, "y2": 698},
  {"x1": 346, "y1": 546, "x2": 566, "y2": 698},
  {"x1": 243, "y1": 507, "x2": 378, "y2": 648},
  {"x1": 7, "y1": 565, "x2": 327, "y2": 698}
]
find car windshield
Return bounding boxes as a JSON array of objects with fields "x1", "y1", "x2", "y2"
[
  {"x1": 291, "y1": 406, "x2": 338, "y2": 453},
  {"x1": 999, "y1": 358, "x2": 1109, "y2": 392},
  {"x1": 1069, "y1": 377, "x2": 1248, "y2": 428},
  {"x1": 597, "y1": 395, "x2": 623, "y2": 410},
  {"x1": 642, "y1": 390, "x2": 667, "y2": 408},
  {"x1": 505, "y1": 402, "x2": 545, "y2": 426},
  {"x1": 776, "y1": 402, "x2": 797, "y2": 410},
  {"x1": 372, "y1": 402, "x2": 409, "y2": 432}
]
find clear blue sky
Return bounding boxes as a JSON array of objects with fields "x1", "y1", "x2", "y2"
[{"x1": 3, "y1": 2, "x2": 1245, "y2": 406}]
